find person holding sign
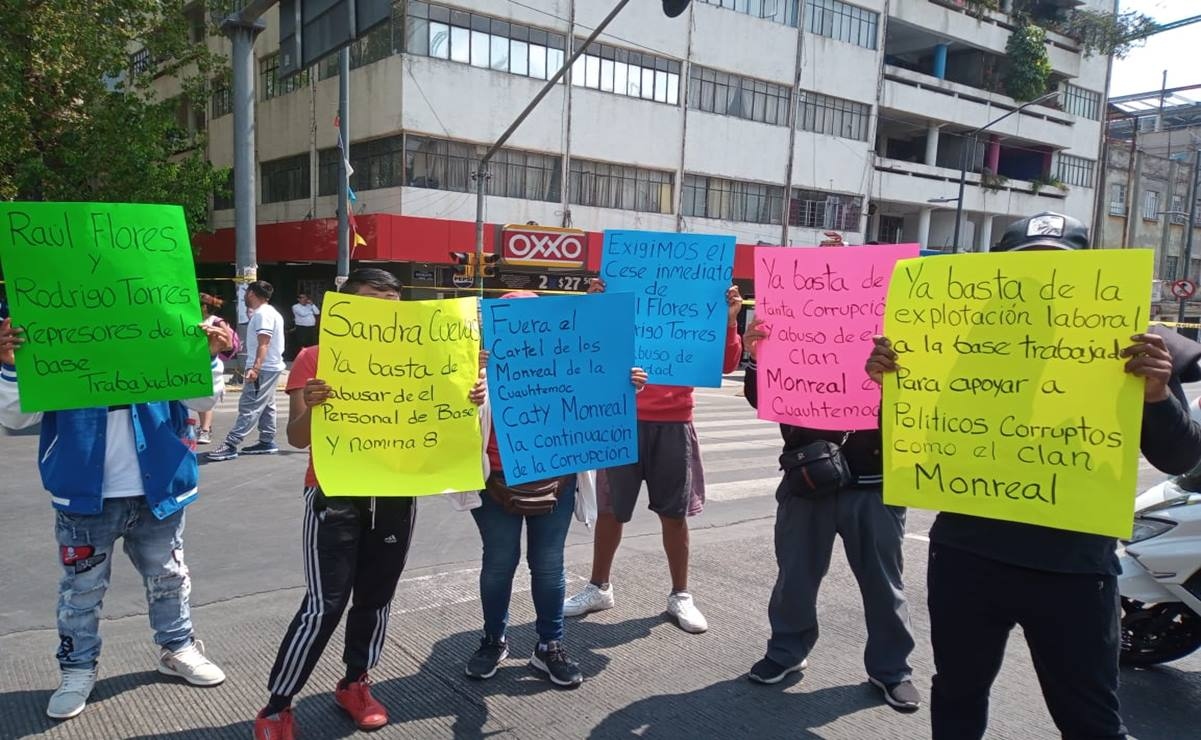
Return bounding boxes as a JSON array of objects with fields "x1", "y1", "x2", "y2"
[
  {"x1": 461, "y1": 292, "x2": 648, "y2": 688},
  {"x1": 740, "y1": 317, "x2": 920, "y2": 712},
  {"x1": 867, "y1": 212, "x2": 1201, "y2": 740},
  {"x1": 208, "y1": 281, "x2": 286, "y2": 461},
  {"x1": 564, "y1": 280, "x2": 743, "y2": 634},
  {"x1": 253, "y1": 269, "x2": 488, "y2": 740},
  {"x1": 0, "y1": 317, "x2": 231, "y2": 721}
]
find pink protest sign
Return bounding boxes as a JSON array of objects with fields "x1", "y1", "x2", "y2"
[{"x1": 753, "y1": 244, "x2": 920, "y2": 430}]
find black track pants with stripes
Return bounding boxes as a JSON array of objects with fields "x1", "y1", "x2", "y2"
[{"x1": 267, "y1": 488, "x2": 416, "y2": 698}]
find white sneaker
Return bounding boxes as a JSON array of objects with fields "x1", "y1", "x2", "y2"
[
  {"x1": 563, "y1": 583, "x2": 615, "y2": 617},
  {"x1": 158, "y1": 640, "x2": 226, "y2": 686},
  {"x1": 667, "y1": 592, "x2": 708, "y2": 634},
  {"x1": 47, "y1": 666, "x2": 97, "y2": 720}
]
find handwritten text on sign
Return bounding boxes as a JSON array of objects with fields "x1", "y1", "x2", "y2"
[
  {"x1": 312, "y1": 294, "x2": 484, "y2": 496},
  {"x1": 600, "y1": 230, "x2": 735, "y2": 387},
  {"x1": 0, "y1": 202, "x2": 212, "y2": 412},
  {"x1": 486, "y1": 293, "x2": 637, "y2": 485},
  {"x1": 882, "y1": 250, "x2": 1153, "y2": 538},
  {"x1": 754, "y1": 244, "x2": 919, "y2": 430}
]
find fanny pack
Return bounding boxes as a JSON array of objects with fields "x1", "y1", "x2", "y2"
[
  {"x1": 778, "y1": 434, "x2": 853, "y2": 499},
  {"x1": 485, "y1": 472, "x2": 573, "y2": 516}
]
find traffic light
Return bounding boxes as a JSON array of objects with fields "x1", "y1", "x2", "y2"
[
  {"x1": 480, "y1": 253, "x2": 500, "y2": 278},
  {"x1": 450, "y1": 251, "x2": 475, "y2": 279},
  {"x1": 662, "y1": 0, "x2": 691, "y2": 17}
]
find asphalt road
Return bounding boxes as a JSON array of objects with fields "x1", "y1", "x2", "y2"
[{"x1": 0, "y1": 378, "x2": 1198, "y2": 739}]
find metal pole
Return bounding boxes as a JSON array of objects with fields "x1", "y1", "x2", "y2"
[
  {"x1": 473, "y1": 0, "x2": 634, "y2": 283},
  {"x1": 1178, "y1": 145, "x2": 1201, "y2": 325},
  {"x1": 222, "y1": 18, "x2": 265, "y2": 285},
  {"x1": 337, "y1": 48, "x2": 350, "y2": 287},
  {"x1": 952, "y1": 138, "x2": 970, "y2": 254}
]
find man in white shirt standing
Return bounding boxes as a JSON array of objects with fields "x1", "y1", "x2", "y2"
[
  {"x1": 290, "y1": 292, "x2": 320, "y2": 359},
  {"x1": 209, "y1": 281, "x2": 286, "y2": 461}
]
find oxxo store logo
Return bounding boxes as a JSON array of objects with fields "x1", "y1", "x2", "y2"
[{"x1": 502, "y1": 225, "x2": 587, "y2": 269}]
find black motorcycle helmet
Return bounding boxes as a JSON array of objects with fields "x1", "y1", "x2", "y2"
[{"x1": 992, "y1": 211, "x2": 1090, "y2": 252}]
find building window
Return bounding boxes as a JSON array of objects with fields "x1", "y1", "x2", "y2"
[
  {"x1": 130, "y1": 48, "x2": 154, "y2": 77},
  {"x1": 318, "y1": 1, "x2": 405, "y2": 79},
  {"x1": 211, "y1": 77, "x2": 232, "y2": 119},
  {"x1": 406, "y1": 1, "x2": 566, "y2": 83},
  {"x1": 1109, "y1": 183, "x2": 1127, "y2": 216},
  {"x1": 1143, "y1": 190, "x2": 1161, "y2": 221},
  {"x1": 1171, "y1": 194, "x2": 1187, "y2": 224},
  {"x1": 570, "y1": 160, "x2": 674, "y2": 214},
  {"x1": 695, "y1": 0, "x2": 801, "y2": 27},
  {"x1": 805, "y1": 0, "x2": 878, "y2": 50},
  {"x1": 1055, "y1": 154, "x2": 1094, "y2": 189},
  {"x1": 1061, "y1": 83, "x2": 1100, "y2": 121},
  {"x1": 797, "y1": 90, "x2": 870, "y2": 141},
  {"x1": 259, "y1": 53, "x2": 309, "y2": 101},
  {"x1": 261, "y1": 154, "x2": 311, "y2": 204},
  {"x1": 318, "y1": 135, "x2": 406, "y2": 196},
  {"x1": 1166, "y1": 256, "x2": 1179, "y2": 279},
  {"x1": 789, "y1": 188, "x2": 862, "y2": 231},
  {"x1": 682, "y1": 174, "x2": 784, "y2": 225},
  {"x1": 687, "y1": 66, "x2": 790, "y2": 125},
  {"x1": 572, "y1": 39, "x2": 681, "y2": 105},
  {"x1": 213, "y1": 170, "x2": 234, "y2": 211},
  {"x1": 404, "y1": 134, "x2": 561, "y2": 202}
]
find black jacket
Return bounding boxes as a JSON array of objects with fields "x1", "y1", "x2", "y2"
[{"x1": 743, "y1": 360, "x2": 882, "y2": 487}]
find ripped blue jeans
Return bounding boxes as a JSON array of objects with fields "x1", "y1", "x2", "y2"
[{"x1": 54, "y1": 498, "x2": 193, "y2": 669}]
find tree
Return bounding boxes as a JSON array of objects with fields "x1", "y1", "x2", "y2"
[
  {"x1": 1061, "y1": 8, "x2": 1158, "y2": 59},
  {"x1": 0, "y1": 1, "x2": 227, "y2": 239},
  {"x1": 1004, "y1": 20, "x2": 1051, "y2": 102}
]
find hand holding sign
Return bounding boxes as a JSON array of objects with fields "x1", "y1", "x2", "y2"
[{"x1": 0, "y1": 319, "x2": 25, "y2": 365}]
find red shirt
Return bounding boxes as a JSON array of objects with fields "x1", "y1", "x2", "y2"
[
  {"x1": 286, "y1": 346, "x2": 320, "y2": 488},
  {"x1": 635, "y1": 324, "x2": 744, "y2": 422}
]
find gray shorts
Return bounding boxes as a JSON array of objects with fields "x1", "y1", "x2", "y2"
[{"x1": 597, "y1": 421, "x2": 706, "y2": 523}]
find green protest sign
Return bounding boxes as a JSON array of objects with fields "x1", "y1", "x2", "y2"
[{"x1": 0, "y1": 202, "x2": 212, "y2": 412}]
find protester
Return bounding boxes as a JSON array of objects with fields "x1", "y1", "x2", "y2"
[
  {"x1": 208, "y1": 280, "x2": 286, "y2": 461},
  {"x1": 563, "y1": 282, "x2": 743, "y2": 633},
  {"x1": 0, "y1": 316, "x2": 231, "y2": 721},
  {"x1": 197, "y1": 293, "x2": 239, "y2": 445},
  {"x1": 866, "y1": 211, "x2": 1201, "y2": 738},
  {"x1": 290, "y1": 292, "x2": 320, "y2": 359},
  {"x1": 739, "y1": 317, "x2": 919, "y2": 711},
  {"x1": 254, "y1": 269, "x2": 488, "y2": 740},
  {"x1": 456, "y1": 291, "x2": 649, "y2": 688}
]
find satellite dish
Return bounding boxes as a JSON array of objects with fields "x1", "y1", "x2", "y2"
[{"x1": 662, "y1": 1, "x2": 692, "y2": 18}]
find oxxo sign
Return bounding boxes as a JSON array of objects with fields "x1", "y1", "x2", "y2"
[{"x1": 502, "y1": 225, "x2": 587, "y2": 270}]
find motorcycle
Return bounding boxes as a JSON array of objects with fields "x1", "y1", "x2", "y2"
[{"x1": 1118, "y1": 397, "x2": 1201, "y2": 666}]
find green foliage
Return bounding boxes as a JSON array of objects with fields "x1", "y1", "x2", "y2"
[
  {"x1": 0, "y1": 1, "x2": 228, "y2": 239},
  {"x1": 980, "y1": 171, "x2": 1009, "y2": 193},
  {"x1": 1059, "y1": 9, "x2": 1157, "y2": 59},
  {"x1": 1003, "y1": 21, "x2": 1052, "y2": 102},
  {"x1": 1030, "y1": 175, "x2": 1068, "y2": 195}
]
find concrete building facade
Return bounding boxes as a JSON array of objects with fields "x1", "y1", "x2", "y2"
[{"x1": 181, "y1": 0, "x2": 1113, "y2": 287}]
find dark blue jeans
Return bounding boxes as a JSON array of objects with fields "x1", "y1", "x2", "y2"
[{"x1": 471, "y1": 479, "x2": 576, "y2": 644}]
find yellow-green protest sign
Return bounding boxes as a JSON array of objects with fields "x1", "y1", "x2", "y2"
[
  {"x1": 882, "y1": 249, "x2": 1153, "y2": 538},
  {"x1": 0, "y1": 202, "x2": 212, "y2": 412},
  {"x1": 311, "y1": 293, "x2": 485, "y2": 496}
]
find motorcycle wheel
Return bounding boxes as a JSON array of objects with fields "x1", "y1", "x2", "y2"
[{"x1": 1120, "y1": 598, "x2": 1201, "y2": 667}]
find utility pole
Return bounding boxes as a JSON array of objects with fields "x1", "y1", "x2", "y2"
[
  {"x1": 1178, "y1": 145, "x2": 1201, "y2": 325},
  {"x1": 220, "y1": 13, "x2": 266, "y2": 295},
  {"x1": 336, "y1": 48, "x2": 351, "y2": 288}
]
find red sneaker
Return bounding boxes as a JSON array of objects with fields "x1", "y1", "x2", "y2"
[
  {"x1": 253, "y1": 707, "x2": 295, "y2": 740},
  {"x1": 334, "y1": 676, "x2": 388, "y2": 731}
]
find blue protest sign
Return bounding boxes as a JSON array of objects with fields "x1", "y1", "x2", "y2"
[
  {"x1": 484, "y1": 293, "x2": 638, "y2": 485},
  {"x1": 600, "y1": 229, "x2": 735, "y2": 387}
]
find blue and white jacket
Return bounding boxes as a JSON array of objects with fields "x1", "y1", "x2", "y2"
[{"x1": 0, "y1": 360, "x2": 225, "y2": 520}]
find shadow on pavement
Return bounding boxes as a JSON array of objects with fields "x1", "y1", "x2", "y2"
[
  {"x1": 0, "y1": 670, "x2": 164, "y2": 739},
  {"x1": 1119, "y1": 663, "x2": 1201, "y2": 740}
]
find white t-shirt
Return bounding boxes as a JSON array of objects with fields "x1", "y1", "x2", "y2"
[
  {"x1": 292, "y1": 302, "x2": 320, "y2": 327},
  {"x1": 102, "y1": 409, "x2": 146, "y2": 499},
  {"x1": 248, "y1": 303, "x2": 286, "y2": 372}
]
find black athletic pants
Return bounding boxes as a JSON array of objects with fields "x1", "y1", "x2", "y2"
[
  {"x1": 266, "y1": 488, "x2": 416, "y2": 698},
  {"x1": 928, "y1": 543, "x2": 1126, "y2": 740}
]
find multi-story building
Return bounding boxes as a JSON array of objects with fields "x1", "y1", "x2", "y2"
[{"x1": 179, "y1": 0, "x2": 1112, "y2": 300}]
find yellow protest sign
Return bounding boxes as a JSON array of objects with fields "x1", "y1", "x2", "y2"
[
  {"x1": 882, "y1": 250, "x2": 1153, "y2": 538},
  {"x1": 312, "y1": 294, "x2": 485, "y2": 496}
]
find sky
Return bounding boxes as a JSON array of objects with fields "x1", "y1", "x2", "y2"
[{"x1": 1109, "y1": 0, "x2": 1201, "y2": 97}]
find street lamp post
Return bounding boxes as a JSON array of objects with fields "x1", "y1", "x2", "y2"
[{"x1": 951, "y1": 90, "x2": 1060, "y2": 253}]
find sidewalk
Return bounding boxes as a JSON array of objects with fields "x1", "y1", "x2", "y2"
[{"x1": 0, "y1": 513, "x2": 1123, "y2": 740}]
